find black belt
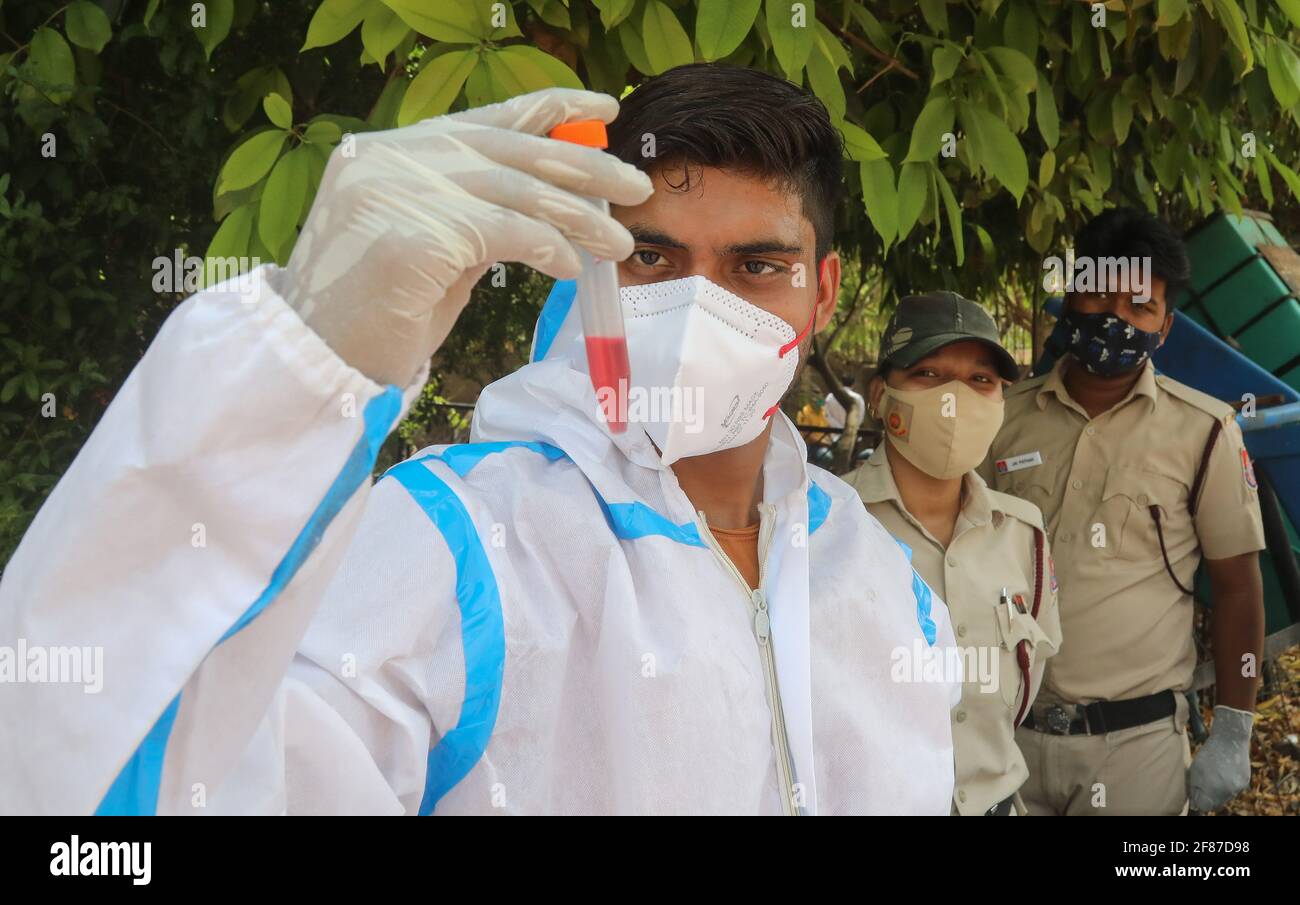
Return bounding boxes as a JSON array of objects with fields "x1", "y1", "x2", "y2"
[
  {"x1": 1022, "y1": 690, "x2": 1178, "y2": 736},
  {"x1": 984, "y1": 794, "x2": 1014, "y2": 816}
]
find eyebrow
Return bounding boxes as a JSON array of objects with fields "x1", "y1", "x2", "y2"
[
  {"x1": 627, "y1": 225, "x2": 804, "y2": 257},
  {"x1": 723, "y1": 239, "x2": 804, "y2": 256},
  {"x1": 627, "y1": 225, "x2": 688, "y2": 249}
]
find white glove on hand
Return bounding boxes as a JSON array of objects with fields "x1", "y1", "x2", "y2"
[
  {"x1": 277, "y1": 88, "x2": 654, "y2": 388},
  {"x1": 1188, "y1": 704, "x2": 1254, "y2": 812}
]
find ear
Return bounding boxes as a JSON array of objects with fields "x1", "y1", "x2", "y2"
[
  {"x1": 1157, "y1": 311, "x2": 1174, "y2": 348},
  {"x1": 814, "y1": 252, "x2": 842, "y2": 333},
  {"x1": 868, "y1": 373, "x2": 886, "y2": 413}
]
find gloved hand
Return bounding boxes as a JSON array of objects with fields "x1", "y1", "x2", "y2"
[
  {"x1": 1188, "y1": 705, "x2": 1254, "y2": 812},
  {"x1": 276, "y1": 88, "x2": 654, "y2": 388}
]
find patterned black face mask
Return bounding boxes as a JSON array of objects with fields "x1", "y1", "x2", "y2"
[{"x1": 1062, "y1": 309, "x2": 1162, "y2": 376}]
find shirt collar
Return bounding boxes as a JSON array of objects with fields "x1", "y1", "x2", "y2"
[
  {"x1": 855, "y1": 445, "x2": 999, "y2": 529},
  {"x1": 1035, "y1": 354, "x2": 1158, "y2": 415}
]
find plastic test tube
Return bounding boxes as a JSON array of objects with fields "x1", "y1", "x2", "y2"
[{"x1": 548, "y1": 120, "x2": 630, "y2": 433}]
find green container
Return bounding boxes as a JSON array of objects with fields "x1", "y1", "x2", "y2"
[
  {"x1": 1197, "y1": 256, "x2": 1293, "y2": 335},
  {"x1": 1183, "y1": 212, "x2": 1272, "y2": 292},
  {"x1": 1281, "y1": 361, "x2": 1300, "y2": 395},
  {"x1": 1234, "y1": 298, "x2": 1300, "y2": 372},
  {"x1": 1179, "y1": 210, "x2": 1300, "y2": 391}
]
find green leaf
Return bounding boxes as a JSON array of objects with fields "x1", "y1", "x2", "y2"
[
  {"x1": 382, "y1": 0, "x2": 481, "y2": 43},
  {"x1": 66, "y1": 1, "x2": 112, "y2": 53},
  {"x1": 933, "y1": 168, "x2": 964, "y2": 265},
  {"x1": 986, "y1": 47, "x2": 1037, "y2": 93},
  {"x1": 696, "y1": 0, "x2": 760, "y2": 61},
  {"x1": 959, "y1": 101, "x2": 1028, "y2": 202},
  {"x1": 193, "y1": 0, "x2": 234, "y2": 59},
  {"x1": 1211, "y1": 0, "x2": 1254, "y2": 73},
  {"x1": 302, "y1": 0, "x2": 369, "y2": 50},
  {"x1": 467, "y1": 0, "x2": 522, "y2": 40},
  {"x1": 1003, "y1": 1, "x2": 1039, "y2": 62},
  {"x1": 217, "y1": 129, "x2": 289, "y2": 194},
  {"x1": 1279, "y1": 0, "x2": 1300, "y2": 29},
  {"x1": 919, "y1": 0, "x2": 948, "y2": 35},
  {"x1": 904, "y1": 95, "x2": 955, "y2": 162},
  {"x1": 1266, "y1": 40, "x2": 1300, "y2": 109},
  {"x1": 362, "y1": 3, "x2": 411, "y2": 68},
  {"x1": 263, "y1": 93, "x2": 293, "y2": 129},
  {"x1": 259, "y1": 147, "x2": 311, "y2": 264},
  {"x1": 27, "y1": 27, "x2": 76, "y2": 105},
  {"x1": 593, "y1": 0, "x2": 637, "y2": 30},
  {"x1": 530, "y1": 0, "x2": 571, "y2": 31},
  {"x1": 766, "y1": 0, "x2": 815, "y2": 81},
  {"x1": 806, "y1": 41, "x2": 844, "y2": 122},
  {"x1": 641, "y1": 0, "x2": 695, "y2": 75},
  {"x1": 814, "y1": 20, "x2": 851, "y2": 71},
  {"x1": 1252, "y1": 148, "x2": 1274, "y2": 206},
  {"x1": 1265, "y1": 147, "x2": 1300, "y2": 203},
  {"x1": 495, "y1": 45, "x2": 583, "y2": 92},
  {"x1": 1034, "y1": 72, "x2": 1059, "y2": 147},
  {"x1": 896, "y1": 162, "x2": 928, "y2": 240},
  {"x1": 932, "y1": 45, "x2": 962, "y2": 85},
  {"x1": 618, "y1": 19, "x2": 654, "y2": 75},
  {"x1": 303, "y1": 119, "x2": 342, "y2": 145},
  {"x1": 848, "y1": 5, "x2": 891, "y2": 53},
  {"x1": 1156, "y1": 0, "x2": 1189, "y2": 26},
  {"x1": 1038, "y1": 148, "x2": 1056, "y2": 188},
  {"x1": 144, "y1": 0, "x2": 163, "y2": 28},
  {"x1": 1112, "y1": 93, "x2": 1133, "y2": 143},
  {"x1": 860, "y1": 158, "x2": 898, "y2": 249},
  {"x1": 481, "y1": 46, "x2": 583, "y2": 102},
  {"x1": 840, "y1": 121, "x2": 887, "y2": 162},
  {"x1": 398, "y1": 48, "x2": 477, "y2": 124},
  {"x1": 204, "y1": 204, "x2": 255, "y2": 288}
]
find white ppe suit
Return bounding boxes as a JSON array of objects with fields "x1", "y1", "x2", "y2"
[{"x1": 0, "y1": 268, "x2": 958, "y2": 815}]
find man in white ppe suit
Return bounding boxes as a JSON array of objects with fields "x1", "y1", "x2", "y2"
[{"x1": 0, "y1": 64, "x2": 958, "y2": 815}]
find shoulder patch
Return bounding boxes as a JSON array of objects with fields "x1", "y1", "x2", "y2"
[
  {"x1": 1154, "y1": 374, "x2": 1234, "y2": 421},
  {"x1": 1241, "y1": 448, "x2": 1258, "y2": 491},
  {"x1": 986, "y1": 487, "x2": 1046, "y2": 530}
]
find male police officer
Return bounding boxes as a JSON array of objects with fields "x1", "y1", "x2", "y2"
[
  {"x1": 981, "y1": 209, "x2": 1265, "y2": 815},
  {"x1": 849, "y1": 294, "x2": 1060, "y2": 815}
]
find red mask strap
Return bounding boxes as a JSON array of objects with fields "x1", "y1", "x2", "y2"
[
  {"x1": 767, "y1": 259, "x2": 827, "y2": 419},
  {"x1": 778, "y1": 258, "x2": 825, "y2": 358}
]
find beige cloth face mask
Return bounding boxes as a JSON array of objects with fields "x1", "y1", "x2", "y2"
[{"x1": 879, "y1": 380, "x2": 1005, "y2": 480}]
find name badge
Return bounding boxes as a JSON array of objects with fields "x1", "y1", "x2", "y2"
[{"x1": 995, "y1": 451, "x2": 1042, "y2": 474}]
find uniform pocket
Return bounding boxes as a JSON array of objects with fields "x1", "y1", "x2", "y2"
[
  {"x1": 1097, "y1": 468, "x2": 1188, "y2": 562},
  {"x1": 1004, "y1": 462, "x2": 1058, "y2": 512}
]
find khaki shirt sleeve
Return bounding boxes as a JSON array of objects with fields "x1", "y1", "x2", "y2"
[{"x1": 1194, "y1": 415, "x2": 1266, "y2": 559}]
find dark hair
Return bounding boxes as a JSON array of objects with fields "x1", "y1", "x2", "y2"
[
  {"x1": 607, "y1": 63, "x2": 844, "y2": 261},
  {"x1": 1072, "y1": 207, "x2": 1191, "y2": 307}
]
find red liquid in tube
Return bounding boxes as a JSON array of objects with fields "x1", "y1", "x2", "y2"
[
  {"x1": 585, "y1": 335, "x2": 630, "y2": 432},
  {"x1": 548, "y1": 119, "x2": 631, "y2": 435}
]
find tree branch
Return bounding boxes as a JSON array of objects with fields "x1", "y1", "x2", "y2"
[{"x1": 817, "y1": 12, "x2": 919, "y2": 81}]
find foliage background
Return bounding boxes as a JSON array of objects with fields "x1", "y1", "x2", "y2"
[{"x1": 3, "y1": 0, "x2": 1300, "y2": 562}]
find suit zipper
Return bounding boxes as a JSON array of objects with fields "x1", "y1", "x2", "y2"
[{"x1": 697, "y1": 504, "x2": 800, "y2": 815}]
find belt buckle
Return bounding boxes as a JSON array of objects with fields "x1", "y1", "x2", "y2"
[{"x1": 1045, "y1": 704, "x2": 1072, "y2": 735}]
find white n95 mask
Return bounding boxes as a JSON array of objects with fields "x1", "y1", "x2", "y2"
[{"x1": 617, "y1": 275, "x2": 816, "y2": 465}]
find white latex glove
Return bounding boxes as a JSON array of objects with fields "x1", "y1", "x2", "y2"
[
  {"x1": 1188, "y1": 704, "x2": 1254, "y2": 812},
  {"x1": 277, "y1": 88, "x2": 654, "y2": 388}
]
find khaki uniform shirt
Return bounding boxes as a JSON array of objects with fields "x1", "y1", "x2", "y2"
[
  {"x1": 979, "y1": 356, "x2": 1265, "y2": 705},
  {"x1": 847, "y1": 447, "x2": 1061, "y2": 815}
]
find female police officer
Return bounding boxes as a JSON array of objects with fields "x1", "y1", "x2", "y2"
[{"x1": 846, "y1": 292, "x2": 1061, "y2": 815}]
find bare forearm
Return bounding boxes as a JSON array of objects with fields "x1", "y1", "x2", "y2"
[{"x1": 1209, "y1": 586, "x2": 1264, "y2": 711}]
